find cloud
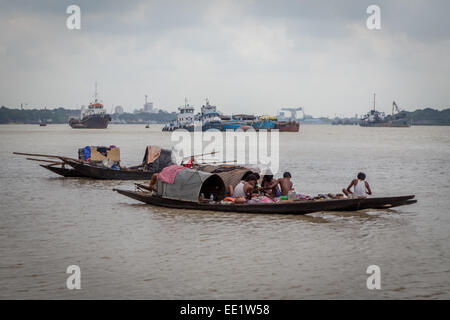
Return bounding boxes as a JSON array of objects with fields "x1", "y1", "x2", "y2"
[{"x1": 0, "y1": 0, "x2": 449, "y2": 116}]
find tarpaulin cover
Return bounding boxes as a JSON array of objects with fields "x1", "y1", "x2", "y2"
[
  {"x1": 142, "y1": 146, "x2": 174, "y2": 172},
  {"x1": 157, "y1": 169, "x2": 226, "y2": 202},
  {"x1": 83, "y1": 146, "x2": 91, "y2": 161},
  {"x1": 215, "y1": 169, "x2": 254, "y2": 190},
  {"x1": 158, "y1": 164, "x2": 186, "y2": 184},
  {"x1": 145, "y1": 146, "x2": 162, "y2": 164}
]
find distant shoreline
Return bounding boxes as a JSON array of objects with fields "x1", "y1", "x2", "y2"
[{"x1": 1, "y1": 106, "x2": 449, "y2": 126}]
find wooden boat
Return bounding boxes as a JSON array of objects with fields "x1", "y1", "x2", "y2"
[
  {"x1": 113, "y1": 188, "x2": 416, "y2": 215},
  {"x1": 14, "y1": 146, "x2": 173, "y2": 180},
  {"x1": 62, "y1": 158, "x2": 155, "y2": 180}
]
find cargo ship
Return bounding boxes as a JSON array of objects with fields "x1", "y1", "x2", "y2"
[
  {"x1": 69, "y1": 84, "x2": 111, "y2": 129},
  {"x1": 359, "y1": 94, "x2": 410, "y2": 128},
  {"x1": 162, "y1": 101, "x2": 301, "y2": 132}
]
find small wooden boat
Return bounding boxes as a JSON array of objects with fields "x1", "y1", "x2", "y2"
[
  {"x1": 113, "y1": 188, "x2": 416, "y2": 215},
  {"x1": 62, "y1": 158, "x2": 155, "y2": 180},
  {"x1": 14, "y1": 146, "x2": 173, "y2": 180}
]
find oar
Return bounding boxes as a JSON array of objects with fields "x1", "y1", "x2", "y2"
[
  {"x1": 198, "y1": 160, "x2": 238, "y2": 165},
  {"x1": 13, "y1": 152, "x2": 62, "y2": 159},
  {"x1": 181, "y1": 151, "x2": 220, "y2": 159},
  {"x1": 26, "y1": 157, "x2": 64, "y2": 165},
  {"x1": 13, "y1": 152, "x2": 84, "y2": 164}
]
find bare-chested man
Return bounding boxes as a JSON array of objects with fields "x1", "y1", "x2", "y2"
[{"x1": 278, "y1": 172, "x2": 293, "y2": 196}]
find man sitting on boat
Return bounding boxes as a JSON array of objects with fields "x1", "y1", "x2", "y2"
[
  {"x1": 278, "y1": 172, "x2": 294, "y2": 196},
  {"x1": 149, "y1": 173, "x2": 159, "y2": 192},
  {"x1": 231, "y1": 174, "x2": 258, "y2": 201},
  {"x1": 261, "y1": 173, "x2": 282, "y2": 198},
  {"x1": 342, "y1": 172, "x2": 372, "y2": 198}
]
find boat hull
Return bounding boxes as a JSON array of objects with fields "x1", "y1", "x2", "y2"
[
  {"x1": 359, "y1": 120, "x2": 411, "y2": 127},
  {"x1": 40, "y1": 164, "x2": 85, "y2": 177},
  {"x1": 274, "y1": 121, "x2": 300, "y2": 132},
  {"x1": 63, "y1": 159, "x2": 154, "y2": 180},
  {"x1": 69, "y1": 114, "x2": 111, "y2": 129},
  {"x1": 113, "y1": 190, "x2": 416, "y2": 215}
]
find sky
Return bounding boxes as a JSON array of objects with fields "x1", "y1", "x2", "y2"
[{"x1": 0, "y1": 0, "x2": 449, "y2": 117}]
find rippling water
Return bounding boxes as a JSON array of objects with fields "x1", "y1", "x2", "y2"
[{"x1": 0, "y1": 124, "x2": 449, "y2": 299}]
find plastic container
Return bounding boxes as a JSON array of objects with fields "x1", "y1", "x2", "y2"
[{"x1": 288, "y1": 188, "x2": 296, "y2": 201}]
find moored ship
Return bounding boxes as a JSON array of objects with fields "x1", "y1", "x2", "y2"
[
  {"x1": 162, "y1": 100, "x2": 301, "y2": 132},
  {"x1": 359, "y1": 94, "x2": 410, "y2": 128},
  {"x1": 273, "y1": 107, "x2": 302, "y2": 132},
  {"x1": 274, "y1": 120, "x2": 300, "y2": 132},
  {"x1": 162, "y1": 99, "x2": 196, "y2": 131},
  {"x1": 69, "y1": 84, "x2": 111, "y2": 129}
]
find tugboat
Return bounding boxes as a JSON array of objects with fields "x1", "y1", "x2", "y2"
[
  {"x1": 162, "y1": 98, "x2": 223, "y2": 131},
  {"x1": 69, "y1": 84, "x2": 111, "y2": 129},
  {"x1": 198, "y1": 99, "x2": 222, "y2": 131},
  {"x1": 162, "y1": 99, "x2": 195, "y2": 131},
  {"x1": 359, "y1": 94, "x2": 410, "y2": 127}
]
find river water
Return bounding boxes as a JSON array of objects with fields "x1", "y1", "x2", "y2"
[{"x1": 0, "y1": 124, "x2": 449, "y2": 299}]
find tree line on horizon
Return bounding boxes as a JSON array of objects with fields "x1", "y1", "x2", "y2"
[
  {"x1": 0, "y1": 105, "x2": 450, "y2": 125},
  {"x1": 0, "y1": 106, "x2": 177, "y2": 124}
]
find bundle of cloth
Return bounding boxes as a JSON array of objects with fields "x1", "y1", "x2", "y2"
[
  {"x1": 247, "y1": 196, "x2": 275, "y2": 204},
  {"x1": 158, "y1": 164, "x2": 186, "y2": 184}
]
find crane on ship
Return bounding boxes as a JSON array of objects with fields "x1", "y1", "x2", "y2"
[
  {"x1": 281, "y1": 107, "x2": 304, "y2": 121},
  {"x1": 392, "y1": 101, "x2": 401, "y2": 116}
]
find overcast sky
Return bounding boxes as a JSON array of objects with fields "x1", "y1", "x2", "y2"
[{"x1": 0, "y1": 0, "x2": 449, "y2": 117}]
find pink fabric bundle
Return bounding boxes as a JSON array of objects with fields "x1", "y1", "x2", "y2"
[{"x1": 158, "y1": 164, "x2": 186, "y2": 184}]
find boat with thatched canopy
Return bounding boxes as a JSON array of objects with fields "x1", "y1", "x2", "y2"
[{"x1": 113, "y1": 168, "x2": 416, "y2": 215}]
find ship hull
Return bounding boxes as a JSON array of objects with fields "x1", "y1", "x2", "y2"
[
  {"x1": 359, "y1": 121, "x2": 410, "y2": 128},
  {"x1": 69, "y1": 114, "x2": 111, "y2": 129},
  {"x1": 274, "y1": 121, "x2": 300, "y2": 132}
]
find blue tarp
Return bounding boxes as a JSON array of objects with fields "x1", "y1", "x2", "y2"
[{"x1": 83, "y1": 146, "x2": 91, "y2": 161}]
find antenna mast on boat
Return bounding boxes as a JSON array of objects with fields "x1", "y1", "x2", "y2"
[
  {"x1": 373, "y1": 93, "x2": 376, "y2": 111},
  {"x1": 94, "y1": 82, "x2": 98, "y2": 102}
]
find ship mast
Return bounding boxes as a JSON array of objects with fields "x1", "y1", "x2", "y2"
[
  {"x1": 94, "y1": 82, "x2": 98, "y2": 103},
  {"x1": 373, "y1": 93, "x2": 376, "y2": 111}
]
